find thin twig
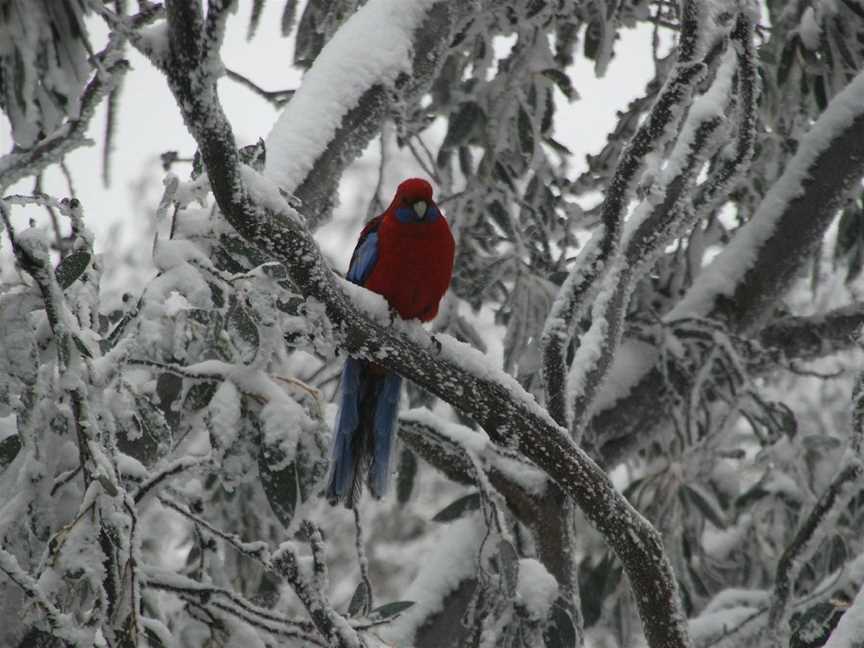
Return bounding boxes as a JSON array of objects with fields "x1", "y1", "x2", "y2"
[{"x1": 225, "y1": 68, "x2": 294, "y2": 107}]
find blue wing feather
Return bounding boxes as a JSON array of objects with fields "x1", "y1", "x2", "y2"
[{"x1": 346, "y1": 224, "x2": 380, "y2": 285}]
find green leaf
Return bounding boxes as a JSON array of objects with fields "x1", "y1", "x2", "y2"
[
  {"x1": 98, "y1": 473, "x2": 118, "y2": 497},
  {"x1": 156, "y1": 372, "x2": 183, "y2": 430},
  {"x1": 184, "y1": 381, "x2": 219, "y2": 411},
  {"x1": 55, "y1": 251, "x2": 91, "y2": 289},
  {"x1": 814, "y1": 75, "x2": 829, "y2": 111},
  {"x1": 682, "y1": 483, "x2": 726, "y2": 529},
  {"x1": 541, "y1": 68, "x2": 574, "y2": 100},
  {"x1": 367, "y1": 601, "x2": 415, "y2": 622},
  {"x1": 777, "y1": 36, "x2": 798, "y2": 87},
  {"x1": 258, "y1": 443, "x2": 301, "y2": 527},
  {"x1": 71, "y1": 335, "x2": 93, "y2": 359},
  {"x1": 432, "y1": 492, "x2": 482, "y2": 522},
  {"x1": 0, "y1": 434, "x2": 21, "y2": 472},
  {"x1": 444, "y1": 102, "x2": 484, "y2": 148},
  {"x1": 347, "y1": 580, "x2": 372, "y2": 618},
  {"x1": 517, "y1": 106, "x2": 535, "y2": 160},
  {"x1": 258, "y1": 262, "x2": 289, "y2": 282},
  {"x1": 498, "y1": 539, "x2": 519, "y2": 596},
  {"x1": 227, "y1": 300, "x2": 260, "y2": 364},
  {"x1": 544, "y1": 599, "x2": 577, "y2": 648},
  {"x1": 789, "y1": 601, "x2": 847, "y2": 648},
  {"x1": 219, "y1": 233, "x2": 271, "y2": 270},
  {"x1": 396, "y1": 448, "x2": 417, "y2": 505},
  {"x1": 127, "y1": 394, "x2": 171, "y2": 465}
]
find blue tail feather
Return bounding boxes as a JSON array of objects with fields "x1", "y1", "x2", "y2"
[
  {"x1": 325, "y1": 358, "x2": 402, "y2": 505},
  {"x1": 325, "y1": 358, "x2": 362, "y2": 502},
  {"x1": 369, "y1": 372, "x2": 402, "y2": 498}
]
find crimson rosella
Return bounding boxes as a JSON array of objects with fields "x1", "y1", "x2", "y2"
[{"x1": 326, "y1": 178, "x2": 455, "y2": 506}]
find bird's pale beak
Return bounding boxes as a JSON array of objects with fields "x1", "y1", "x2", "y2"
[{"x1": 413, "y1": 201, "x2": 427, "y2": 219}]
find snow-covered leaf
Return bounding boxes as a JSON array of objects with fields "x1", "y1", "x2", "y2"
[
  {"x1": 183, "y1": 381, "x2": 219, "y2": 411},
  {"x1": 55, "y1": 251, "x2": 91, "y2": 289},
  {"x1": 258, "y1": 446, "x2": 301, "y2": 527},
  {"x1": 227, "y1": 300, "x2": 260, "y2": 365}
]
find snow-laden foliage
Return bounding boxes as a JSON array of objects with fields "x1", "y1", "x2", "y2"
[{"x1": 3, "y1": 1, "x2": 864, "y2": 648}]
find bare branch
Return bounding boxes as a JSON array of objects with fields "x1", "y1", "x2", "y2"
[{"x1": 225, "y1": 68, "x2": 294, "y2": 107}]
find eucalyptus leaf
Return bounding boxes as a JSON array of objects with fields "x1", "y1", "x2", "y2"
[
  {"x1": 368, "y1": 601, "x2": 415, "y2": 622},
  {"x1": 543, "y1": 600, "x2": 577, "y2": 648},
  {"x1": 347, "y1": 580, "x2": 372, "y2": 618},
  {"x1": 0, "y1": 434, "x2": 21, "y2": 472},
  {"x1": 498, "y1": 539, "x2": 519, "y2": 597},
  {"x1": 432, "y1": 492, "x2": 481, "y2": 522},
  {"x1": 55, "y1": 251, "x2": 91, "y2": 289}
]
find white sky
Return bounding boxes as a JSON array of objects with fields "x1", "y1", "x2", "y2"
[{"x1": 0, "y1": 2, "x2": 656, "y2": 273}]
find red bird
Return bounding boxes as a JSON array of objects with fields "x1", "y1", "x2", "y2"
[{"x1": 326, "y1": 178, "x2": 455, "y2": 506}]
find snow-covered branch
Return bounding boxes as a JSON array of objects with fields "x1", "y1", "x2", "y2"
[
  {"x1": 765, "y1": 456, "x2": 864, "y2": 643},
  {"x1": 593, "y1": 64, "x2": 864, "y2": 465},
  {"x1": 540, "y1": 0, "x2": 710, "y2": 428},
  {"x1": 263, "y1": 0, "x2": 471, "y2": 225}
]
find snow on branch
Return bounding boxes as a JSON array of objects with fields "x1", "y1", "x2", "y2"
[
  {"x1": 0, "y1": 547, "x2": 87, "y2": 645},
  {"x1": 398, "y1": 408, "x2": 548, "y2": 501},
  {"x1": 144, "y1": 566, "x2": 327, "y2": 646},
  {"x1": 565, "y1": 27, "x2": 744, "y2": 439},
  {"x1": 823, "y1": 581, "x2": 864, "y2": 648},
  {"x1": 670, "y1": 65, "x2": 864, "y2": 328},
  {"x1": 765, "y1": 455, "x2": 864, "y2": 642},
  {"x1": 263, "y1": 0, "x2": 467, "y2": 224},
  {"x1": 592, "y1": 65, "x2": 864, "y2": 464},
  {"x1": 540, "y1": 0, "x2": 711, "y2": 429}
]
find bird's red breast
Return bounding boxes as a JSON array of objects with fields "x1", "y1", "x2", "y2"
[
  {"x1": 359, "y1": 178, "x2": 455, "y2": 322},
  {"x1": 364, "y1": 211, "x2": 455, "y2": 321}
]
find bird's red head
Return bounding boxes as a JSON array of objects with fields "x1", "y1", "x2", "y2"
[{"x1": 394, "y1": 178, "x2": 434, "y2": 204}]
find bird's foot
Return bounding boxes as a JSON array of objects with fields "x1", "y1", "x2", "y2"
[
  {"x1": 388, "y1": 307, "x2": 400, "y2": 326},
  {"x1": 430, "y1": 335, "x2": 443, "y2": 354}
]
